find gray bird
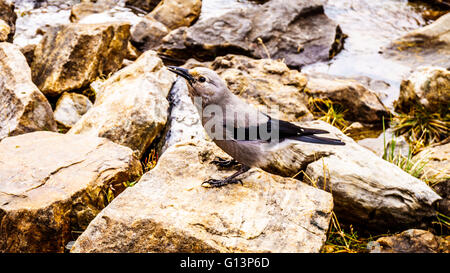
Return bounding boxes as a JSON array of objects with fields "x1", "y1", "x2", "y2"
[{"x1": 168, "y1": 66, "x2": 345, "y2": 187}]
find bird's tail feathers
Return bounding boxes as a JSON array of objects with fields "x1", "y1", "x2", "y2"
[
  {"x1": 301, "y1": 127, "x2": 330, "y2": 135},
  {"x1": 292, "y1": 134, "x2": 345, "y2": 145}
]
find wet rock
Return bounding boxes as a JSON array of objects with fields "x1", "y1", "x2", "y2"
[
  {"x1": 148, "y1": 0, "x2": 202, "y2": 30},
  {"x1": 31, "y1": 22, "x2": 131, "y2": 97},
  {"x1": 372, "y1": 229, "x2": 449, "y2": 253},
  {"x1": 71, "y1": 139, "x2": 333, "y2": 253},
  {"x1": 69, "y1": 50, "x2": 176, "y2": 158},
  {"x1": 0, "y1": 19, "x2": 10, "y2": 42},
  {"x1": 0, "y1": 0, "x2": 16, "y2": 42},
  {"x1": 210, "y1": 55, "x2": 313, "y2": 121},
  {"x1": 159, "y1": 0, "x2": 344, "y2": 68},
  {"x1": 305, "y1": 75, "x2": 390, "y2": 124},
  {"x1": 263, "y1": 120, "x2": 440, "y2": 231},
  {"x1": 0, "y1": 42, "x2": 56, "y2": 140},
  {"x1": 384, "y1": 12, "x2": 450, "y2": 68},
  {"x1": 54, "y1": 92, "x2": 93, "y2": 129},
  {"x1": 394, "y1": 66, "x2": 450, "y2": 115},
  {"x1": 0, "y1": 131, "x2": 142, "y2": 253},
  {"x1": 125, "y1": 0, "x2": 161, "y2": 12}
]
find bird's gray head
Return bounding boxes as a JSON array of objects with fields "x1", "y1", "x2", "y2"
[{"x1": 168, "y1": 66, "x2": 229, "y2": 105}]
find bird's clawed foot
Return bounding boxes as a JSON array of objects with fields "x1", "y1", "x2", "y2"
[
  {"x1": 202, "y1": 165, "x2": 250, "y2": 188},
  {"x1": 201, "y1": 178, "x2": 243, "y2": 188},
  {"x1": 211, "y1": 157, "x2": 240, "y2": 168}
]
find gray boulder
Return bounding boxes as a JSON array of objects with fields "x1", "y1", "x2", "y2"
[{"x1": 159, "y1": 0, "x2": 345, "y2": 68}]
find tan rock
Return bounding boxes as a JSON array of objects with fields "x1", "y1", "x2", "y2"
[
  {"x1": 31, "y1": 22, "x2": 131, "y2": 97},
  {"x1": 414, "y1": 140, "x2": 450, "y2": 183},
  {"x1": 0, "y1": 131, "x2": 143, "y2": 253},
  {"x1": 394, "y1": 66, "x2": 450, "y2": 115},
  {"x1": 69, "y1": 50, "x2": 176, "y2": 157},
  {"x1": 130, "y1": 16, "x2": 169, "y2": 51},
  {"x1": 19, "y1": 44, "x2": 36, "y2": 66},
  {"x1": 431, "y1": 178, "x2": 449, "y2": 217},
  {"x1": 0, "y1": 0, "x2": 16, "y2": 42},
  {"x1": 305, "y1": 76, "x2": 389, "y2": 124},
  {"x1": 210, "y1": 55, "x2": 313, "y2": 121},
  {"x1": 372, "y1": 229, "x2": 449, "y2": 253},
  {"x1": 0, "y1": 42, "x2": 56, "y2": 140},
  {"x1": 71, "y1": 140, "x2": 333, "y2": 253},
  {"x1": 130, "y1": 0, "x2": 200, "y2": 51},
  {"x1": 54, "y1": 92, "x2": 93, "y2": 129},
  {"x1": 69, "y1": 1, "x2": 117, "y2": 23},
  {"x1": 0, "y1": 19, "x2": 10, "y2": 42},
  {"x1": 149, "y1": 0, "x2": 202, "y2": 30}
]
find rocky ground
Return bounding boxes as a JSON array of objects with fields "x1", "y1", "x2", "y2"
[{"x1": 0, "y1": 0, "x2": 449, "y2": 253}]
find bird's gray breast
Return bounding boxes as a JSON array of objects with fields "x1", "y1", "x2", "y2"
[{"x1": 213, "y1": 139, "x2": 265, "y2": 168}]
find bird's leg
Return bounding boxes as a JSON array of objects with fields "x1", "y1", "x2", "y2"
[
  {"x1": 211, "y1": 156, "x2": 240, "y2": 168},
  {"x1": 202, "y1": 165, "x2": 250, "y2": 188}
]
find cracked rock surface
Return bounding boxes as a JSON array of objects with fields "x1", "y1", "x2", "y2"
[
  {"x1": 0, "y1": 131, "x2": 142, "y2": 253},
  {"x1": 281, "y1": 120, "x2": 441, "y2": 231},
  {"x1": 0, "y1": 42, "x2": 57, "y2": 140},
  {"x1": 71, "y1": 139, "x2": 333, "y2": 253}
]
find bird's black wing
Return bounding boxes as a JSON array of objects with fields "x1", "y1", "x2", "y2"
[{"x1": 225, "y1": 115, "x2": 345, "y2": 145}]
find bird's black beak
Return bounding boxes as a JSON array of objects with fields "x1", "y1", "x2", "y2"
[{"x1": 168, "y1": 66, "x2": 194, "y2": 85}]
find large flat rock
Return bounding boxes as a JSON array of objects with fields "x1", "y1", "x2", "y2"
[
  {"x1": 0, "y1": 131, "x2": 142, "y2": 253},
  {"x1": 264, "y1": 120, "x2": 441, "y2": 230},
  {"x1": 71, "y1": 140, "x2": 333, "y2": 253}
]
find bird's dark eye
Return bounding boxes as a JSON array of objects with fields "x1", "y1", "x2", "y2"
[{"x1": 198, "y1": 76, "x2": 206, "y2": 83}]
